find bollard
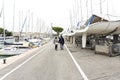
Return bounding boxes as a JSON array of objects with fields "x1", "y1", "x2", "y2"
[{"x1": 3, "y1": 59, "x2": 6, "y2": 64}]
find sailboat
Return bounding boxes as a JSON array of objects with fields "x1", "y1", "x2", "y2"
[{"x1": 0, "y1": 0, "x2": 19, "y2": 56}]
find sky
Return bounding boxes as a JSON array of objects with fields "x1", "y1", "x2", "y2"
[
  {"x1": 0, "y1": 0, "x2": 74, "y2": 33},
  {"x1": 71, "y1": 0, "x2": 120, "y2": 29},
  {"x1": 0, "y1": 0, "x2": 120, "y2": 33}
]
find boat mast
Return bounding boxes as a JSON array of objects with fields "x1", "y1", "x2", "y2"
[
  {"x1": 13, "y1": 0, "x2": 15, "y2": 33},
  {"x1": 50, "y1": 23, "x2": 53, "y2": 38},
  {"x1": 90, "y1": 0, "x2": 93, "y2": 14},
  {"x1": 0, "y1": 7, "x2": 3, "y2": 18},
  {"x1": 69, "y1": 11, "x2": 73, "y2": 29},
  {"x1": 2, "y1": 0, "x2": 5, "y2": 42},
  {"x1": 100, "y1": 0, "x2": 102, "y2": 14},
  {"x1": 31, "y1": 12, "x2": 33, "y2": 37},
  {"x1": 39, "y1": 19, "x2": 41, "y2": 38},
  {"x1": 19, "y1": 11, "x2": 21, "y2": 41},
  {"x1": 80, "y1": 0, "x2": 83, "y2": 25},
  {"x1": 86, "y1": 0, "x2": 88, "y2": 19}
]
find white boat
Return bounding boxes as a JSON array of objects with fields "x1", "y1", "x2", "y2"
[
  {"x1": 66, "y1": 14, "x2": 120, "y2": 48},
  {"x1": 75, "y1": 14, "x2": 120, "y2": 35},
  {"x1": 0, "y1": 46, "x2": 18, "y2": 56},
  {"x1": 0, "y1": 36, "x2": 15, "y2": 42}
]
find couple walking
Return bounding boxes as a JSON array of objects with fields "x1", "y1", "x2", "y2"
[{"x1": 53, "y1": 35, "x2": 65, "y2": 50}]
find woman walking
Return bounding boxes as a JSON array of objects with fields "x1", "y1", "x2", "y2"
[{"x1": 53, "y1": 36, "x2": 59, "y2": 50}]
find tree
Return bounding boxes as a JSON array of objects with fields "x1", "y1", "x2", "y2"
[
  {"x1": 5, "y1": 30, "x2": 13, "y2": 36},
  {"x1": 0, "y1": 27, "x2": 13, "y2": 36},
  {"x1": 52, "y1": 26, "x2": 63, "y2": 36},
  {"x1": 0, "y1": 28, "x2": 4, "y2": 35}
]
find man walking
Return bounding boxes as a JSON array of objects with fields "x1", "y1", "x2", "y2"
[{"x1": 59, "y1": 35, "x2": 65, "y2": 50}]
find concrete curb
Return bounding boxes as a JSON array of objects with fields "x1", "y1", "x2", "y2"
[{"x1": 0, "y1": 47, "x2": 39, "y2": 70}]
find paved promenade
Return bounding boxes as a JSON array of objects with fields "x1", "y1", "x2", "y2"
[
  {"x1": 0, "y1": 41, "x2": 83, "y2": 80},
  {"x1": 0, "y1": 40, "x2": 120, "y2": 80},
  {"x1": 66, "y1": 42, "x2": 120, "y2": 80}
]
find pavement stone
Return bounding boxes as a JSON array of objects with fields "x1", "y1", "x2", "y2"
[{"x1": 65, "y1": 42, "x2": 120, "y2": 80}]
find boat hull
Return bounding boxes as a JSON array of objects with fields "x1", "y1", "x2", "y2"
[{"x1": 87, "y1": 21, "x2": 120, "y2": 35}]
